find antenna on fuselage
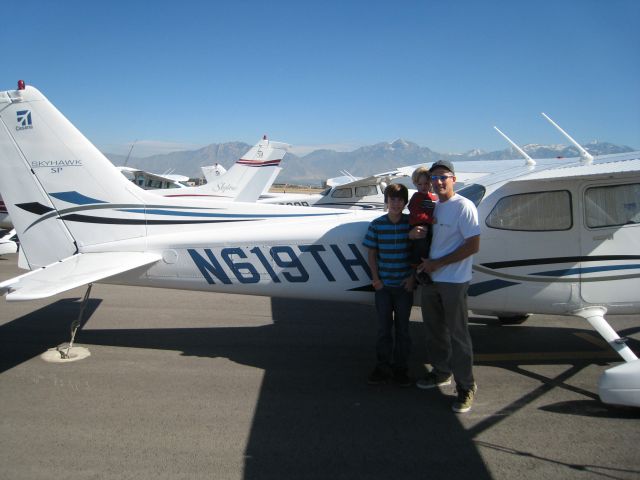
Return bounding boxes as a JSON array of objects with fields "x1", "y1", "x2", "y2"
[
  {"x1": 493, "y1": 126, "x2": 536, "y2": 166},
  {"x1": 124, "y1": 139, "x2": 137, "y2": 167},
  {"x1": 541, "y1": 113, "x2": 593, "y2": 164}
]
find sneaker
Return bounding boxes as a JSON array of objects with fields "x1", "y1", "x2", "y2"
[
  {"x1": 367, "y1": 366, "x2": 391, "y2": 385},
  {"x1": 416, "y1": 371, "x2": 452, "y2": 389},
  {"x1": 452, "y1": 384, "x2": 477, "y2": 413},
  {"x1": 393, "y1": 369, "x2": 412, "y2": 387}
]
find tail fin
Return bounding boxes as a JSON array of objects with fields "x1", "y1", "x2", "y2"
[
  {"x1": 0, "y1": 85, "x2": 148, "y2": 268},
  {"x1": 201, "y1": 163, "x2": 227, "y2": 182},
  {"x1": 230, "y1": 137, "x2": 288, "y2": 202},
  {"x1": 164, "y1": 137, "x2": 288, "y2": 202}
]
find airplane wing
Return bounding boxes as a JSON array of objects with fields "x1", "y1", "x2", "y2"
[
  {"x1": 325, "y1": 174, "x2": 361, "y2": 187},
  {"x1": 336, "y1": 168, "x2": 418, "y2": 188},
  {"x1": 395, "y1": 164, "x2": 499, "y2": 186},
  {"x1": 339, "y1": 175, "x2": 388, "y2": 188},
  {"x1": 510, "y1": 153, "x2": 640, "y2": 182},
  {"x1": 117, "y1": 167, "x2": 188, "y2": 189},
  {"x1": 0, "y1": 252, "x2": 162, "y2": 301}
]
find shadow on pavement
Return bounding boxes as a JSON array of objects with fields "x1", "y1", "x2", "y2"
[
  {"x1": 2, "y1": 296, "x2": 638, "y2": 479},
  {"x1": 0, "y1": 298, "x2": 101, "y2": 374},
  {"x1": 540, "y1": 400, "x2": 640, "y2": 419},
  {"x1": 0, "y1": 296, "x2": 491, "y2": 480}
]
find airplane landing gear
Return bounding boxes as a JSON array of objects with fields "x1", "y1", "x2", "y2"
[{"x1": 573, "y1": 306, "x2": 640, "y2": 407}]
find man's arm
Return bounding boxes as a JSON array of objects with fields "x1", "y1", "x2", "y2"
[{"x1": 420, "y1": 235, "x2": 480, "y2": 274}]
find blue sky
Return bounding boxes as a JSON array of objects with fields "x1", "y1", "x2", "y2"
[{"x1": 2, "y1": 0, "x2": 639, "y2": 156}]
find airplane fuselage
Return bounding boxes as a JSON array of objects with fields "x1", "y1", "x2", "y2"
[
  {"x1": 470, "y1": 172, "x2": 640, "y2": 316},
  {"x1": 2, "y1": 84, "x2": 638, "y2": 407},
  {"x1": 86, "y1": 168, "x2": 640, "y2": 318}
]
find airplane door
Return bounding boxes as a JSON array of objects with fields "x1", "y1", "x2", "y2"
[
  {"x1": 579, "y1": 178, "x2": 640, "y2": 304},
  {"x1": 471, "y1": 181, "x2": 580, "y2": 315}
]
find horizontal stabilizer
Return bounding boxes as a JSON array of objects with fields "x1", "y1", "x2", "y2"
[{"x1": 0, "y1": 252, "x2": 162, "y2": 301}]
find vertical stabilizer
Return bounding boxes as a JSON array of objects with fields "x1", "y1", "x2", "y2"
[
  {"x1": 201, "y1": 163, "x2": 227, "y2": 183},
  {"x1": 231, "y1": 137, "x2": 289, "y2": 202},
  {"x1": 0, "y1": 85, "x2": 148, "y2": 268},
  {"x1": 160, "y1": 137, "x2": 288, "y2": 202}
]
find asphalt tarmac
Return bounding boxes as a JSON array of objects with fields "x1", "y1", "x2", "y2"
[{"x1": 0, "y1": 253, "x2": 638, "y2": 480}]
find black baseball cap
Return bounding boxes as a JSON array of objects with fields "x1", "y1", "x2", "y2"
[{"x1": 429, "y1": 159, "x2": 455, "y2": 174}]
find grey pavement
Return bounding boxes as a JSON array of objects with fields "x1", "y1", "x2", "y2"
[{"x1": 0, "y1": 253, "x2": 638, "y2": 480}]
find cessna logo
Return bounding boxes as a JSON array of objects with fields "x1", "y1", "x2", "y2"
[{"x1": 16, "y1": 110, "x2": 33, "y2": 131}]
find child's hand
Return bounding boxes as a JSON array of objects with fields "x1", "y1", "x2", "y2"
[{"x1": 409, "y1": 225, "x2": 428, "y2": 240}]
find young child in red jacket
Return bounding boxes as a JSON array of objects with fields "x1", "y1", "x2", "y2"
[{"x1": 408, "y1": 166, "x2": 437, "y2": 283}]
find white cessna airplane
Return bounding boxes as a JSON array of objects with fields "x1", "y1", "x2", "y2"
[
  {"x1": 257, "y1": 173, "x2": 398, "y2": 209},
  {"x1": 257, "y1": 166, "x2": 484, "y2": 210},
  {"x1": 148, "y1": 136, "x2": 288, "y2": 202},
  {"x1": 0, "y1": 83, "x2": 638, "y2": 407},
  {"x1": 116, "y1": 137, "x2": 285, "y2": 203}
]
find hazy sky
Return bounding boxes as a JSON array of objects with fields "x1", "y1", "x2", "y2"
[{"x1": 2, "y1": 0, "x2": 639, "y2": 157}]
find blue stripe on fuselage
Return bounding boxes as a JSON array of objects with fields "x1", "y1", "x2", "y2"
[{"x1": 119, "y1": 208, "x2": 347, "y2": 218}]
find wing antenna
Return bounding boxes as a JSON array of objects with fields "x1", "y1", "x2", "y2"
[
  {"x1": 493, "y1": 126, "x2": 536, "y2": 166},
  {"x1": 541, "y1": 113, "x2": 594, "y2": 164},
  {"x1": 123, "y1": 139, "x2": 137, "y2": 167}
]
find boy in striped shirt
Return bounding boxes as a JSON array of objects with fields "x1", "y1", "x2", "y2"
[{"x1": 363, "y1": 183, "x2": 415, "y2": 386}]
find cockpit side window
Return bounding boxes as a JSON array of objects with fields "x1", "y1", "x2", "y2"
[
  {"x1": 355, "y1": 185, "x2": 378, "y2": 197},
  {"x1": 331, "y1": 187, "x2": 353, "y2": 198},
  {"x1": 457, "y1": 184, "x2": 486, "y2": 207},
  {"x1": 585, "y1": 183, "x2": 640, "y2": 228},
  {"x1": 486, "y1": 190, "x2": 572, "y2": 231}
]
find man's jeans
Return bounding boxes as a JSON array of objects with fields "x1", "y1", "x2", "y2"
[
  {"x1": 420, "y1": 282, "x2": 475, "y2": 389},
  {"x1": 374, "y1": 285, "x2": 413, "y2": 371}
]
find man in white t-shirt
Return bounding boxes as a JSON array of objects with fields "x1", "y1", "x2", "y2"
[{"x1": 410, "y1": 159, "x2": 481, "y2": 413}]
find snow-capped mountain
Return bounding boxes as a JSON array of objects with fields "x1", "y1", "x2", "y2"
[{"x1": 105, "y1": 139, "x2": 636, "y2": 185}]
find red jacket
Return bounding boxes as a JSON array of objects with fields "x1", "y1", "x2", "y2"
[{"x1": 408, "y1": 191, "x2": 437, "y2": 226}]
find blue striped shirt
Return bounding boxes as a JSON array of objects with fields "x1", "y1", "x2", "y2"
[{"x1": 362, "y1": 213, "x2": 412, "y2": 286}]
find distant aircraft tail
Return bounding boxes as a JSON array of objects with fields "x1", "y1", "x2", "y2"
[
  {"x1": 228, "y1": 137, "x2": 287, "y2": 202},
  {"x1": 0, "y1": 84, "x2": 150, "y2": 268},
  {"x1": 201, "y1": 163, "x2": 227, "y2": 182},
  {"x1": 164, "y1": 136, "x2": 288, "y2": 202}
]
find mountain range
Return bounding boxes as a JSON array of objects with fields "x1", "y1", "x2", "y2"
[{"x1": 105, "y1": 139, "x2": 636, "y2": 186}]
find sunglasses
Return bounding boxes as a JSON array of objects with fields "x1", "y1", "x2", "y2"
[{"x1": 430, "y1": 175, "x2": 454, "y2": 181}]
